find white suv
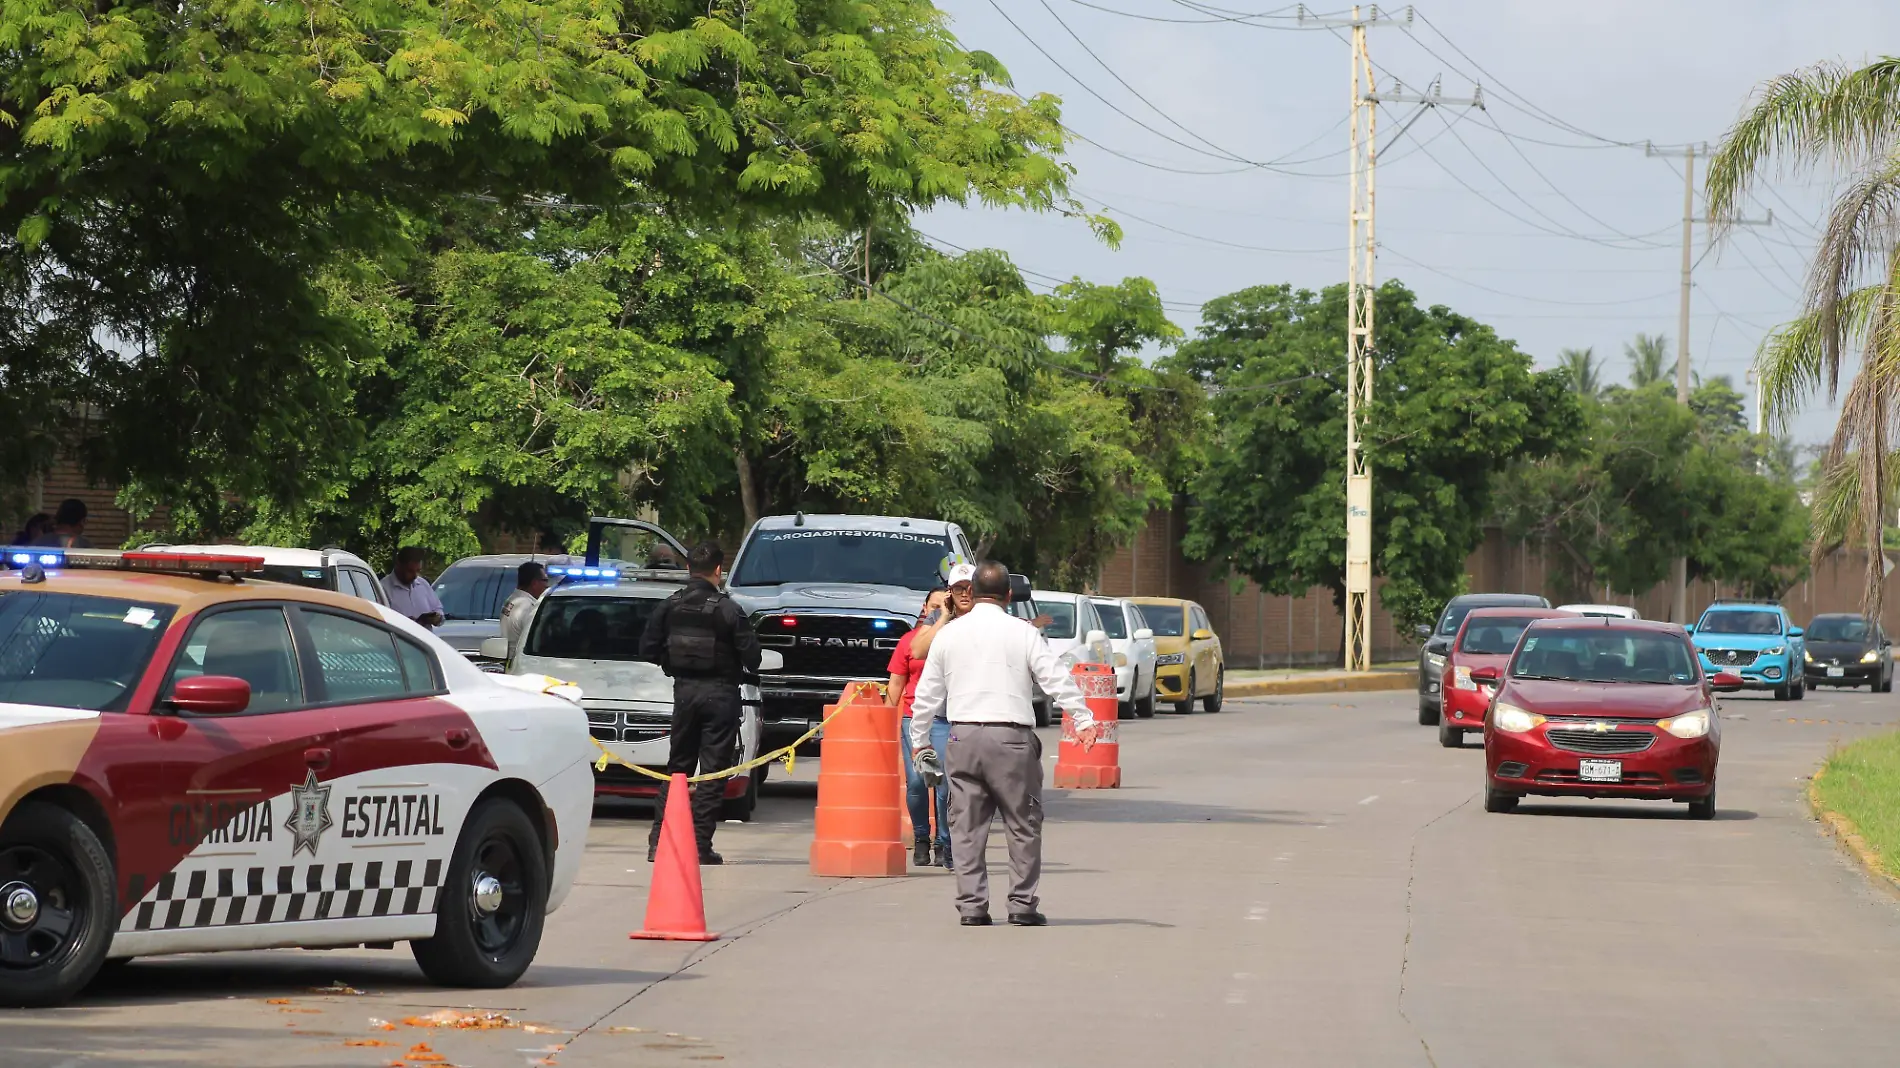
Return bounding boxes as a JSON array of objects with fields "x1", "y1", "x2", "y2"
[
  {"x1": 139, "y1": 544, "x2": 388, "y2": 606},
  {"x1": 1091, "y1": 596, "x2": 1159, "y2": 718}
]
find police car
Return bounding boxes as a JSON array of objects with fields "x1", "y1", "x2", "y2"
[
  {"x1": 490, "y1": 556, "x2": 776, "y2": 820},
  {"x1": 0, "y1": 546, "x2": 595, "y2": 1007}
]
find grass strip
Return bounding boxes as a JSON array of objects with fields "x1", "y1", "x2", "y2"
[{"x1": 1812, "y1": 729, "x2": 1900, "y2": 879}]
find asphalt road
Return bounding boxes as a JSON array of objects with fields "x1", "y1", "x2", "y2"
[{"x1": 9, "y1": 687, "x2": 1900, "y2": 1067}]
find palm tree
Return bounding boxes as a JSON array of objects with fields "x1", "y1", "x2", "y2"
[
  {"x1": 1706, "y1": 57, "x2": 1900, "y2": 612},
  {"x1": 1558, "y1": 347, "x2": 1602, "y2": 398},
  {"x1": 1625, "y1": 333, "x2": 1671, "y2": 389}
]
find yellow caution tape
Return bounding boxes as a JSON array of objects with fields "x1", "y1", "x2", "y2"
[{"x1": 589, "y1": 685, "x2": 888, "y2": 783}]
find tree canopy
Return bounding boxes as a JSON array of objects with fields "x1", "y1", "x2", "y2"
[{"x1": 1171, "y1": 281, "x2": 1581, "y2": 635}]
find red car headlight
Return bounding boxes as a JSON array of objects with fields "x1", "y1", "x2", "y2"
[
  {"x1": 1492, "y1": 704, "x2": 1544, "y2": 733},
  {"x1": 1658, "y1": 708, "x2": 1712, "y2": 739}
]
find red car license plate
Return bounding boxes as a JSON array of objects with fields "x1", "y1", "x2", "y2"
[{"x1": 1579, "y1": 759, "x2": 1622, "y2": 782}]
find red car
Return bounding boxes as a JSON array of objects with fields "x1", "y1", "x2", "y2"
[
  {"x1": 1438, "y1": 607, "x2": 1573, "y2": 748},
  {"x1": 1477, "y1": 618, "x2": 1742, "y2": 819}
]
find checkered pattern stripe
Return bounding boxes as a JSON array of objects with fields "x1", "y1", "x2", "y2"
[{"x1": 124, "y1": 858, "x2": 444, "y2": 931}]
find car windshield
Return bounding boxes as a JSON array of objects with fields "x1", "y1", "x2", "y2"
[
  {"x1": 258, "y1": 564, "x2": 328, "y2": 590},
  {"x1": 731, "y1": 529, "x2": 951, "y2": 591},
  {"x1": 1808, "y1": 617, "x2": 1871, "y2": 643},
  {"x1": 1039, "y1": 602, "x2": 1078, "y2": 640},
  {"x1": 1459, "y1": 617, "x2": 1540, "y2": 655},
  {"x1": 1137, "y1": 604, "x2": 1187, "y2": 637},
  {"x1": 1698, "y1": 609, "x2": 1782, "y2": 636},
  {"x1": 1092, "y1": 601, "x2": 1128, "y2": 639},
  {"x1": 435, "y1": 563, "x2": 515, "y2": 621},
  {"x1": 1439, "y1": 598, "x2": 1541, "y2": 635},
  {"x1": 526, "y1": 595, "x2": 665, "y2": 661},
  {"x1": 1511, "y1": 629, "x2": 1699, "y2": 684},
  {"x1": 0, "y1": 591, "x2": 176, "y2": 711}
]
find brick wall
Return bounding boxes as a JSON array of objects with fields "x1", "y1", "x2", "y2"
[
  {"x1": 1092, "y1": 506, "x2": 1900, "y2": 668},
  {"x1": 2, "y1": 458, "x2": 160, "y2": 547}
]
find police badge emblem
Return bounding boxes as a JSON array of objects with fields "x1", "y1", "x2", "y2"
[{"x1": 285, "y1": 769, "x2": 335, "y2": 857}]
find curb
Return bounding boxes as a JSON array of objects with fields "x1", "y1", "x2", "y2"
[
  {"x1": 1807, "y1": 774, "x2": 1900, "y2": 903},
  {"x1": 1227, "y1": 671, "x2": 1418, "y2": 699}
]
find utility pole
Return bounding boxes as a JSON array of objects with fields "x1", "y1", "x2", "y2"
[
  {"x1": 1299, "y1": 4, "x2": 1477, "y2": 670},
  {"x1": 1646, "y1": 142, "x2": 1772, "y2": 622}
]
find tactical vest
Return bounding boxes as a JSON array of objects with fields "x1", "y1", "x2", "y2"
[{"x1": 665, "y1": 585, "x2": 730, "y2": 676}]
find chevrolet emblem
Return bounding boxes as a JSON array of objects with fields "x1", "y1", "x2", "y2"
[{"x1": 1592, "y1": 722, "x2": 1611, "y2": 733}]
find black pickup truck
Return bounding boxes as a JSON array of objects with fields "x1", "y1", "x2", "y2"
[{"x1": 578, "y1": 513, "x2": 1036, "y2": 752}]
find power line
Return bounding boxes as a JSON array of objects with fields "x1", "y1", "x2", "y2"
[
  {"x1": 1469, "y1": 110, "x2": 1675, "y2": 247},
  {"x1": 1034, "y1": 0, "x2": 1347, "y2": 168},
  {"x1": 1383, "y1": 247, "x2": 1677, "y2": 306},
  {"x1": 983, "y1": 0, "x2": 1344, "y2": 174},
  {"x1": 1057, "y1": 0, "x2": 1299, "y2": 23},
  {"x1": 1081, "y1": 192, "x2": 1342, "y2": 254}
]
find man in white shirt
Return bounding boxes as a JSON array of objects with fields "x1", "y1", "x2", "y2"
[
  {"x1": 382, "y1": 546, "x2": 445, "y2": 629},
  {"x1": 500, "y1": 561, "x2": 551, "y2": 661},
  {"x1": 910, "y1": 561, "x2": 1098, "y2": 926}
]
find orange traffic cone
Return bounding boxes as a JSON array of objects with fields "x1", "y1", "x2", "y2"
[
  {"x1": 629, "y1": 773, "x2": 718, "y2": 941},
  {"x1": 810, "y1": 681, "x2": 906, "y2": 877},
  {"x1": 1054, "y1": 662, "x2": 1121, "y2": 789}
]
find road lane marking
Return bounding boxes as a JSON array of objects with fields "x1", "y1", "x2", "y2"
[{"x1": 1358, "y1": 795, "x2": 1380, "y2": 805}]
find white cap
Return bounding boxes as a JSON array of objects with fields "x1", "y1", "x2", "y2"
[{"x1": 946, "y1": 562, "x2": 977, "y2": 586}]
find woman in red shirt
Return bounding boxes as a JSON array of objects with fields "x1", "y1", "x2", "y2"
[{"x1": 889, "y1": 588, "x2": 958, "y2": 868}]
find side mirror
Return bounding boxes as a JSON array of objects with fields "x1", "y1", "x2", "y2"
[
  {"x1": 479, "y1": 636, "x2": 510, "y2": 661},
  {"x1": 1681, "y1": 624, "x2": 1695, "y2": 635},
  {"x1": 1008, "y1": 573, "x2": 1033, "y2": 604},
  {"x1": 759, "y1": 649, "x2": 784, "y2": 672},
  {"x1": 1415, "y1": 624, "x2": 1432, "y2": 639},
  {"x1": 169, "y1": 675, "x2": 251, "y2": 715},
  {"x1": 1470, "y1": 666, "x2": 1502, "y2": 686},
  {"x1": 1788, "y1": 626, "x2": 1804, "y2": 637},
  {"x1": 1710, "y1": 671, "x2": 1745, "y2": 693},
  {"x1": 1191, "y1": 628, "x2": 1214, "y2": 642},
  {"x1": 1085, "y1": 629, "x2": 1108, "y2": 649},
  {"x1": 1133, "y1": 628, "x2": 1154, "y2": 642}
]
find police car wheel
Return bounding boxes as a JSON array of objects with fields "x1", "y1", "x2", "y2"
[
  {"x1": 0, "y1": 802, "x2": 115, "y2": 1008},
  {"x1": 411, "y1": 799, "x2": 547, "y2": 989}
]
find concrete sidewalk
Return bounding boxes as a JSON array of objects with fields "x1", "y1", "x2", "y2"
[{"x1": 1225, "y1": 665, "x2": 1416, "y2": 698}]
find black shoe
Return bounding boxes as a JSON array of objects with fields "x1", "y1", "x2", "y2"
[
  {"x1": 1008, "y1": 911, "x2": 1047, "y2": 927},
  {"x1": 646, "y1": 845, "x2": 657, "y2": 863},
  {"x1": 913, "y1": 836, "x2": 931, "y2": 867},
  {"x1": 699, "y1": 850, "x2": 724, "y2": 866},
  {"x1": 935, "y1": 843, "x2": 953, "y2": 869},
  {"x1": 959, "y1": 913, "x2": 992, "y2": 927}
]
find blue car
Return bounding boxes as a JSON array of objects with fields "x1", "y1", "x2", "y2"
[{"x1": 1688, "y1": 600, "x2": 1806, "y2": 700}]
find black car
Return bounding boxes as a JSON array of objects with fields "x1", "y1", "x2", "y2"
[
  {"x1": 1416, "y1": 592, "x2": 1549, "y2": 725},
  {"x1": 1803, "y1": 613, "x2": 1894, "y2": 692}
]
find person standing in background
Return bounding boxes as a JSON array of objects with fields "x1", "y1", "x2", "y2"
[
  {"x1": 383, "y1": 546, "x2": 445, "y2": 628},
  {"x1": 30, "y1": 500, "x2": 91, "y2": 549},
  {"x1": 9, "y1": 513, "x2": 50, "y2": 546},
  {"x1": 887, "y1": 580, "x2": 965, "y2": 868},
  {"x1": 909, "y1": 561, "x2": 1098, "y2": 927},
  {"x1": 499, "y1": 561, "x2": 551, "y2": 661}
]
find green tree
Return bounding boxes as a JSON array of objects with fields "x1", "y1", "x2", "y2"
[
  {"x1": 1625, "y1": 333, "x2": 1672, "y2": 389},
  {"x1": 0, "y1": 0, "x2": 1081, "y2": 522},
  {"x1": 1707, "y1": 56, "x2": 1900, "y2": 611},
  {"x1": 1498, "y1": 384, "x2": 1809, "y2": 602},
  {"x1": 1173, "y1": 281, "x2": 1581, "y2": 650},
  {"x1": 1558, "y1": 346, "x2": 1603, "y2": 398}
]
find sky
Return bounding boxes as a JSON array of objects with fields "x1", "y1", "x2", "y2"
[{"x1": 922, "y1": 0, "x2": 1900, "y2": 448}]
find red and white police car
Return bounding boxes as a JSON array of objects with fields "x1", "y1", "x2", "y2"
[{"x1": 0, "y1": 547, "x2": 595, "y2": 1006}]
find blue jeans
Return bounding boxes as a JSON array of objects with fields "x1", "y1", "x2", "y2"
[{"x1": 903, "y1": 716, "x2": 952, "y2": 851}]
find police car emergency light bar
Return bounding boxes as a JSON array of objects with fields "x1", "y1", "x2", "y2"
[
  {"x1": 1, "y1": 547, "x2": 268, "y2": 577},
  {"x1": 547, "y1": 564, "x2": 620, "y2": 581}
]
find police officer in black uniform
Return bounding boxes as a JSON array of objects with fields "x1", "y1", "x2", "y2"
[{"x1": 639, "y1": 540, "x2": 761, "y2": 864}]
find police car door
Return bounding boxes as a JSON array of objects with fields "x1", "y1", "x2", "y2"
[
  {"x1": 113, "y1": 602, "x2": 352, "y2": 955},
  {"x1": 295, "y1": 605, "x2": 489, "y2": 942}
]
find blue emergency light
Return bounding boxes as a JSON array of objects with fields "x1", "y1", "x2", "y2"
[
  {"x1": 3, "y1": 547, "x2": 64, "y2": 569},
  {"x1": 547, "y1": 564, "x2": 619, "y2": 581},
  {"x1": 872, "y1": 619, "x2": 891, "y2": 630}
]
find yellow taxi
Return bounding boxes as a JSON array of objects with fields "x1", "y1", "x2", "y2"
[{"x1": 1128, "y1": 597, "x2": 1225, "y2": 714}]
